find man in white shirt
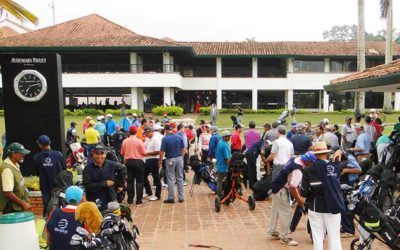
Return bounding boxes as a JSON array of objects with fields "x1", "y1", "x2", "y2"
[
  {"x1": 266, "y1": 125, "x2": 296, "y2": 245},
  {"x1": 143, "y1": 126, "x2": 163, "y2": 201},
  {"x1": 341, "y1": 117, "x2": 355, "y2": 150}
]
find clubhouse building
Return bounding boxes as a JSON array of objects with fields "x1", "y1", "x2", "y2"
[{"x1": 0, "y1": 14, "x2": 399, "y2": 112}]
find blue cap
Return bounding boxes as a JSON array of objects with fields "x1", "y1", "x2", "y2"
[
  {"x1": 36, "y1": 135, "x2": 50, "y2": 145},
  {"x1": 291, "y1": 122, "x2": 297, "y2": 127},
  {"x1": 300, "y1": 152, "x2": 317, "y2": 162},
  {"x1": 65, "y1": 186, "x2": 84, "y2": 204}
]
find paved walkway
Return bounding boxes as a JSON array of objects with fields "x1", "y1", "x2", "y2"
[{"x1": 130, "y1": 171, "x2": 389, "y2": 250}]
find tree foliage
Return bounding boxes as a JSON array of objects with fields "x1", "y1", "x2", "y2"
[{"x1": 323, "y1": 24, "x2": 399, "y2": 43}]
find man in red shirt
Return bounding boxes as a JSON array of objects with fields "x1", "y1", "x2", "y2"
[
  {"x1": 371, "y1": 118, "x2": 383, "y2": 138},
  {"x1": 231, "y1": 124, "x2": 243, "y2": 154},
  {"x1": 121, "y1": 125, "x2": 147, "y2": 206}
]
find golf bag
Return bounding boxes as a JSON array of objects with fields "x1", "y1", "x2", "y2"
[
  {"x1": 230, "y1": 115, "x2": 238, "y2": 128},
  {"x1": 44, "y1": 170, "x2": 73, "y2": 219},
  {"x1": 189, "y1": 155, "x2": 217, "y2": 192},
  {"x1": 252, "y1": 175, "x2": 272, "y2": 201},
  {"x1": 276, "y1": 110, "x2": 289, "y2": 125}
]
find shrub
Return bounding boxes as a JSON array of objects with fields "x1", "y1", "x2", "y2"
[
  {"x1": 152, "y1": 106, "x2": 183, "y2": 116},
  {"x1": 199, "y1": 107, "x2": 210, "y2": 115},
  {"x1": 64, "y1": 109, "x2": 75, "y2": 116},
  {"x1": 74, "y1": 108, "x2": 103, "y2": 116}
]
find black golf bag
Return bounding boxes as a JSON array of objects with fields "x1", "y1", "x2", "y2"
[
  {"x1": 252, "y1": 174, "x2": 272, "y2": 201},
  {"x1": 189, "y1": 155, "x2": 217, "y2": 192},
  {"x1": 45, "y1": 170, "x2": 73, "y2": 218}
]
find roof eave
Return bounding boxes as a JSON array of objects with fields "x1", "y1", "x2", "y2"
[{"x1": 324, "y1": 73, "x2": 400, "y2": 92}]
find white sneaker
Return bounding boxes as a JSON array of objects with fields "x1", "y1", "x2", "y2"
[
  {"x1": 148, "y1": 196, "x2": 160, "y2": 201},
  {"x1": 183, "y1": 181, "x2": 188, "y2": 186},
  {"x1": 143, "y1": 193, "x2": 149, "y2": 198},
  {"x1": 162, "y1": 183, "x2": 168, "y2": 188}
]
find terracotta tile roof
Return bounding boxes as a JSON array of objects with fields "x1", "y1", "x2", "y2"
[
  {"x1": 178, "y1": 41, "x2": 400, "y2": 57},
  {"x1": 330, "y1": 59, "x2": 400, "y2": 85},
  {"x1": 0, "y1": 14, "x2": 183, "y2": 48},
  {"x1": 0, "y1": 26, "x2": 19, "y2": 37}
]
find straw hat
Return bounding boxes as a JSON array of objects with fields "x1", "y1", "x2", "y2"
[{"x1": 311, "y1": 141, "x2": 332, "y2": 154}]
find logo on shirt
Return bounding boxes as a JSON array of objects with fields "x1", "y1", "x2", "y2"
[
  {"x1": 43, "y1": 157, "x2": 53, "y2": 167},
  {"x1": 326, "y1": 164, "x2": 336, "y2": 177},
  {"x1": 54, "y1": 219, "x2": 69, "y2": 235}
]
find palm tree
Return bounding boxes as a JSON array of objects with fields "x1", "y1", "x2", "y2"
[
  {"x1": 0, "y1": 0, "x2": 38, "y2": 25},
  {"x1": 381, "y1": 0, "x2": 393, "y2": 110},
  {"x1": 355, "y1": 0, "x2": 365, "y2": 115}
]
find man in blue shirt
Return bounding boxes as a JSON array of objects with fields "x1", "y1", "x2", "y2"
[
  {"x1": 216, "y1": 130, "x2": 232, "y2": 199},
  {"x1": 119, "y1": 113, "x2": 133, "y2": 135},
  {"x1": 159, "y1": 124, "x2": 186, "y2": 203},
  {"x1": 290, "y1": 124, "x2": 312, "y2": 155},
  {"x1": 348, "y1": 124, "x2": 371, "y2": 163},
  {"x1": 105, "y1": 114, "x2": 116, "y2": 146},
  {"x1": 208, "y1": 126, "x2": 222, "y2": 161},
  {"x1": 245, "y1": 139, "x2": 267, "y2": 189},
  {"x1": 94, "y1": 116, "x2": 106, "y2": 142},
  {"x1": 33, "y1": 135, "x2": 66, "y2": 212}
]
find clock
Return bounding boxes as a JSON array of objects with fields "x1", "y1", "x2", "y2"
[{"x1": 13, "y1": 70, "x2": 47, "y2": 102}]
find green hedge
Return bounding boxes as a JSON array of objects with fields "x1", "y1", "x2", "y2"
[
  {"x1": 152, "y1": 106, "x2": 183, "y2": 116},
  {"x1": 63, "y1": 108, "x2": 142, "y2": 116}
]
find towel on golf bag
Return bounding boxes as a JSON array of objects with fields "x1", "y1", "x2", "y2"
[{"x1": 252, "y1": 175, "x2": 272, "y2": 201}]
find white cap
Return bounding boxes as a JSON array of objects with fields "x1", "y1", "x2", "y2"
[
  {"x1": 370, "y1": 108, "x2": 377, "y2": 113},
  {"x1": 106, "y1": 114, "x2": 113, "y2": 118},
  {"x1": 96, "y1": 116, "x2": 102, "y2": 121},
  {"x1": 133, "y1": 113, "x2": 138, "y2": 117},
  {"x1": 153, "y1": 124, "x2": 163, "y2": 131}
]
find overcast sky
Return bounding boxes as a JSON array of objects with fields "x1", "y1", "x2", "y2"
[{"x1": 14, "y1": 0, "x2": 400, "y2": 42}]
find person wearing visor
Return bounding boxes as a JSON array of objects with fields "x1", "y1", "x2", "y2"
[{"x1": 0, "y1": 142, "x2": 31, "y2": 213}]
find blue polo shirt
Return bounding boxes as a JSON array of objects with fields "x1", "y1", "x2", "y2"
[
  {"x1": 346, "y1": 154, "x2": 361, "y2": 184},
  {"x1": 208, "y1": 132, "x2": 222, "y2": 158},
  {"x1": 119, "y1": 117, "x2": 131, "y2": 132},
  {"x1": 106, "y1": 119, "x2": 117, "y2": 135},
  {"x1": 161, "y1": 133, "x2": 184, "y2": 159},
  {"x1": 355, "y1": 132, "x2": 371, "y2": 155},
  {"x1": 290, "y1": 134, "x2": 312, "y2": 155},
  {"x1": 94, "y1": 121, "x2": 106, "y2": 136},
  {"x1": 33, "y1": 150, "x2": 66, "y2": 196},
  {"x1": 216, "y1": 140, "x2": 231, "y2": 173},
  {"x1": 245, "y1": 140, "x2": 265, "y2": 158}
]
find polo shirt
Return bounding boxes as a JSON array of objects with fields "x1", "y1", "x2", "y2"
[
  {"x1": 85, "y1": 127, "x2": 99, "y2": 144},
  {"x1": 208, "y1": 132, "x2": 222, "y2": 158},
  {"x1": 244, "y1": 128, "x2": 260, "y2": 149},
  {"x1": 94, "y1": 122, "x2": 106, "y2": 136},
  {"x1": 271, "y1": 136, "x2": 294, "y2": 165},
  {"x1": 371, "y1": 122, "x2": 382, "y2": 137},
  {"x1": 1, "y1": 158, "x2": 20, "y2": 192},
  {"x1": 186, "y1": 129, "x2": 195, "y2": 143},
  {"x1": 264, "y1": 129, "x2": 278, "y2": 142},
  {"x1": 216, "y1": 140, "x2": 231, "y2": 173},
  {"x1": 286, "y1": 130, "x2": 295, "y2": 140},
  {"x1": 230, "y1": 131, "x2": 242, "y2": 150},
  {"x1": 33, "y1": 149, "x2": 66, "y2": 196},
  {"x1": 160, "y1": 133, "x2": 184, "y2": 159},
  {"x1": 105, "y1": 119, "x2": 117, "y2": 135},
  {"x1": 354, "y1": 132, "x2": 371, "y2": 155},
  {"x1": 323, "y1": 132, "x2": 339, "y2": 148},
  {"x1": 144, "y1": 133, "x2": 163, "y2": 160},
  {"x1": 290, "y1": 134, "x2": 311, "y2": 155},
  {"x1": 136, "y1": 126, "x2": 147, "y2": 142},
  {"x1": 245, "y1": 140, "x2": 265, "y2": 158},
  {"x1": 119, "y1": 117, "x2": 132, "y2": 132},
  {"x1": 121, "y1": 135, "x2": 146, "y2": 160},
  {"x1": 346, "y1": 154, "x2": 361, "y2": 183},
  {"x1": 198, "y1": 132, "x2": 211, "y2": 150},
  {"x1": 82, "y1": 121, "x2": 90, "y2": 134},
  {"x1": 364, "y1": 124, "x2": 377, "y2": 143},
  {"x1": 341, "y1": 124, "x2": 355, "y2": 143},
  {"x1": 176, "y1": 131, "x2": 188, "y2": 149}
]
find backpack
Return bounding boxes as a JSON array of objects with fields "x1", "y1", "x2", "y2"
[
  {"x1": 271, "y1": 158, "x2": 303, "y2": 194},
  {"x1": 252, "y1": 175, "x2": 272, "y2": 201}
]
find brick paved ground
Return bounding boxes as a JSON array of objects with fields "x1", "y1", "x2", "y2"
[{"x1": 130, "y1": 171, "x2": 389, "y2": 250}]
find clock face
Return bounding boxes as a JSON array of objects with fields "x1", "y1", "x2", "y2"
[{"x1": 13, "y1": 70, "x2": 47, "y2": 102}]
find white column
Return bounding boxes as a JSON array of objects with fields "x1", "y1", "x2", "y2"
[
  {"x1": 216, "y1": 57, "x2": 222, "y2": 109},
  {"x1": 216, "y1": 57, "x2": 222, "y2": 78},
  {"x1": 383, "y1": 92, "x2": 392, "y2": 110},
  {"x1": 170, "y1": 88, "x2": 175, "y2": 106},
  {"x1": 163, "y1": 52, "x2": 170, "y2": 73},
  {"x1": 137, "y1": 88, "x2": 144, "y2": 111},
  {"x1": 130, "y1": 87, "x2": 138, "y2": 109},
  {"x1": 170, "y1": 56, "x2": 174, "y2": 72},
  {"x1": 287, "y1": 89, "x2": 293, "y2": 109},
  {"x1": 395, "y1": 93, "x2": 400, "y2": 111},
  {"x1": 130, "y1": 52, "x2": 137, "y2": 73},
  {"x1": 324, "y1": 58, "x2": 330, "y2": 72},
  {"x1": 163, "y1": 87, "x2": 171, "y2": 106},
  {"x1": 323, "y1": 90, "x2": 329, "y2": 112},
  {"x1": 252, "y1": 88, "x2": 257, "y2": 110},
  {"x1": 287, "y1": 58, "x2": 294, "y2": 73},
  {"x1": 216, "y1": 89, "x2": 222, "y2": 109},
  {"x1": 252, "y1": 57, "x2": 258, "y2": 78}
]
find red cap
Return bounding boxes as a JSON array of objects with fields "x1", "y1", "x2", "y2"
[
  {"x1": 129, "y1": 125, "x2": 137, "y2": 133},
  {"x1": 170, "y1": 122, "x2": 176, "y2": 129}
]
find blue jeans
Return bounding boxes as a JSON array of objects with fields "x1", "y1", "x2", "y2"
[{"x1": 165, "y1": 156, "x2": 184, "y2": 200}]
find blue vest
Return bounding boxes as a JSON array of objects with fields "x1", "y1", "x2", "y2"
[
  {"x1": 314, "y1": 159, "x2": 345, "y2": 214},
  {"x1": 271, "y1": 158, "x2": 303, "y2": 194},
  {"x1": 47, "y1": 208, "x2": 83, "y2": 250}
]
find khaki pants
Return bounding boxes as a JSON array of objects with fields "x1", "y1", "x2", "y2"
[{"x1": 268, "y1": 188, "x2": 291, "y2": 238}]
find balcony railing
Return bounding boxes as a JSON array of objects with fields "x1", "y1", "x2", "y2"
[{"x1": 62, "y1": 64, "x2": 180, "y2": 74}]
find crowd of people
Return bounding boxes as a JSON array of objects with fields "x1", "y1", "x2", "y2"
[{"x1": 0, "y1": 107, "x2": 396, "y2": 249}]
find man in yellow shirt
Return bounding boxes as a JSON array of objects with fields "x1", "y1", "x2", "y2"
[
  {"x1": 0, "y1": 142, "x2": 31, "y2": 214},
  {"x1": 85, "y1": 120, "x2": 100, "y2": 157}
]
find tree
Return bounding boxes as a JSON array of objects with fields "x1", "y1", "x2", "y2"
[
  {"x1": 355, "y1": 0, "x2": 366, "y2": 116},
  {"x1": 243, "y1": 37, "x2": 256, "y2": 43},
  {"x1": 323, "y1": 25, "x2": 358, "y2": 41},
  {"x1": 0, "y1": 0, "x2": 38, "y2": 25}
]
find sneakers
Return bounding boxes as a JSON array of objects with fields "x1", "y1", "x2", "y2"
[
  {"x1": 162, "y1": 183, "x2": 168, "y2": 188},
  {"x1": 266, "y1": 231, "x2": 280, "y2": 240},
  {"x1": 148, "y1": 196, "x2": 160, "y2": 201},
  {"x1": 341, "y1": 232, "x2": 354, "y2": 238},
  {"x1": 163, "y1": 198, "x2": 175, "y2": 204},
  {"x1": 143, "y1": 193, "x2": 150, "y2": 198},
  {"x1": 280, "y1": 237, "x2": 298, "y2": 246},
  {"x1": 183, "y1": 181, "x2": 188, "y2": 186}
]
